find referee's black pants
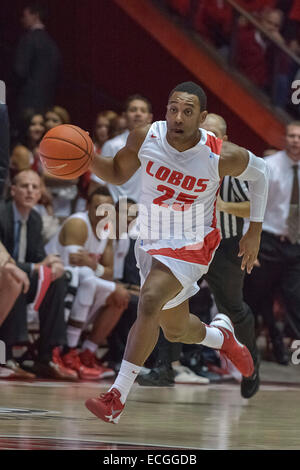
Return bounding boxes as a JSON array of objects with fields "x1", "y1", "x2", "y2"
[
  {"x1": 204, "y1": 236, "x2": 258, "y2": 365},
  {"x1": 244, "y1": 231, "x2": 300, "y2": 340}
]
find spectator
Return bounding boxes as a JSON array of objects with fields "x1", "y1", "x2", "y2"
[
  {"x1": 46, "y1": 186, "x2": 130, "y2": 379},
  {"x1": 90, "y1": 94, "x2": 153, "y2": 203},
  {"x1": 0, "y1": 241, "x2": 29, "y2": 327},
  {"x1": 11, "y1": 110, "x2": 45, "y2": 176},
  {"x1": 0, "y1": 169, "x2": 76, "y2": 380},
  {"x1": 14, "y1": 2, "x2": 61, "y2": 118},
  {"x1": 236, "y1": 8, "x2": 285, "y2": 89},
  {"x1": 110, "y1": 114, "x2": 128, "y2": 138},
  {"x1": 93, "y1": 111, "x2": 118, "y2": 157},
  {"x1": 44, "y1": 105, "x2": 71, "y2": 131},
  {"x1": 244, "y1": 121, "x2": 300, "y2": 364}
]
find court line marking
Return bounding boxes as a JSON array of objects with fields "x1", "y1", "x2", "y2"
[{"x1": 0, "y1": 434, "x2": 205, "y2": 450}]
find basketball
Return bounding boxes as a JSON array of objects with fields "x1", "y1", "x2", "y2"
[{"x1": 39, "y1": 124, "x2": 94, "y2": 179}]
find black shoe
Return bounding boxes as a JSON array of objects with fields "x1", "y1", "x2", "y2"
[
  {"x1": 180, "y1": 351, "x2": 221, "y2": 383},
  {"x1": 137, "y1": 364, "x2": 175, "y2": 387},
  {"x1": 241, "y1": 358, "x2": 260, "y2": 399},
  {"x1": 272, "y1": 337, "x2": 289, "y2": 365}
]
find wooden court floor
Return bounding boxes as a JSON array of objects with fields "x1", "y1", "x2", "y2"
[{"x1": 0, "y1": 365, "x2": 300, "y2": 450}]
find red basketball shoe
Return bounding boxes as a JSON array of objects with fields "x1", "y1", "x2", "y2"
[
  {"x1": 79, "y1": 349, "x2": 115, "y2": 379},
  {"x1": 62, "y1": 348, "x2": 103, "y2": 380},
  {"x1": 85, "y1": 388, "x2": 124, "y2": 423},
  {"x1": 210, "y1": 314, "x2": 254, "y2": 378}
]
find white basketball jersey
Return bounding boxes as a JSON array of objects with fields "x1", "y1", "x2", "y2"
[
  {"x1": 46, "y1": 211, "x2": 109, "y2": 266},
  {"x1": 137, "y1": 121, "x2": 222, "y2": 243}
]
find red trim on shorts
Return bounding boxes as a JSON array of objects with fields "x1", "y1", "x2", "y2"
[{"x1": 147, "y1": 228, "x2": 221, "y2": 265}]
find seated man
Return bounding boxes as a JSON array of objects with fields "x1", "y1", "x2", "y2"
[
  {"x1": 46, "y1": 186, "x2": 130, "y2": 379},
  {"x1": 0, "y1": 169, "x2": 76, "y2": 380},
  {"x1": 0, "y1": 241, "x2": 29, "y2": 326}
]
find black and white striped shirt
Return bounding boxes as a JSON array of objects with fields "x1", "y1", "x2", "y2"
[{"x1": 217, "y1": 176, "x2": 249, "y2": 239}]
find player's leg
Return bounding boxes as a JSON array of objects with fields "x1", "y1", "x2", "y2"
[
  {"x1": 122, "y1": 258, "x2": 183, "y2": 365},
  {"x1": 85, "y1": 259, "x2": 185, "y2": 422},
  {"x1": 160, "y1": 300, "x2": 254, "y2": 378}
]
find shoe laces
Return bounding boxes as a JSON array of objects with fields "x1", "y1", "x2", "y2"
[
  {"x1": 81, "y1": 349, "x2": 99, "y2": 368},
  {"x1": 100, "y1": 389, "x2": 121, "y2": 404}
]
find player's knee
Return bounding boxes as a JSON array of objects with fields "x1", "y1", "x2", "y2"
[{"x1": 139, "y1": 289, "x2": 163, "y2": 317}]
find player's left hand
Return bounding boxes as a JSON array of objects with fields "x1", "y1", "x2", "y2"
[{"x1": 238, "y1": 230, "x2": 261, "y2": 274}]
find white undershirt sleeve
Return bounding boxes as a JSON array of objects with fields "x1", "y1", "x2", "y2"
[{"x1": 235, "y1": 151, "x2": 269, "y2": 222}]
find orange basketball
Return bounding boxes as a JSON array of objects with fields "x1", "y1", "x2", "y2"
[{"x1": 39, "y1": 124, "x2": 94, "y2": 179}]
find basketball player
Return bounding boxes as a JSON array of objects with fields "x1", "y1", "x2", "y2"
[
  {"x1": 84, "y1": 82, "x2": 268, "y2": 423},
  {"x1": 46, "y1": 186, "x2": 130, "y2": 379}
]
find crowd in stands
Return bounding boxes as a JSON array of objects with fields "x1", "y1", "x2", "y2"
[
  {"x1": 0, "y1": 1, "x2": 299, "y2": 388},
  {"x1": 165, "y1": 0, "x2": 300, "y2": 111}
]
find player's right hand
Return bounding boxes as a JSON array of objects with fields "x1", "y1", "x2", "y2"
[{"x1": 3, "y1": 263, "x2": 30, "y2": 293}]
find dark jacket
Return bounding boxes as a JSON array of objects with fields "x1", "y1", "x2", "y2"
[
  {"x1": 14, "y1": 29, "x2": 61, "y2": 113},
  {"x1": 0, "y1": 200, "x2": 45, "y2": 275}
]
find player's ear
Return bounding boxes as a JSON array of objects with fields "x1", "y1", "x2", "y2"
[
  {"x1": 222, "y1": 135, "x2": 229, "y2": 141},
  {"x1": 199, "y1": 110, "x2": 208, "y2": 125},
  {"x1": 147, "y1": 113, "x2": 153, "y2": 124}
]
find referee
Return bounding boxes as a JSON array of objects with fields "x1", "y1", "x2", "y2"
[{"x1": 202, "y1": 114, "x2": 259, "y2": 399}]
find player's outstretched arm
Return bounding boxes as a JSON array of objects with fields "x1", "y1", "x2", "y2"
[
  {"x1": 90, "y1": 125, "x2": 149, "y2": 185},
  {"x1": 219, "y1": 141, "x2": 269, "y2": 274}
]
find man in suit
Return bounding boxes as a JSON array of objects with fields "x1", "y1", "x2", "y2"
[
  {"x1": 0, "y1": 169, "x2": 76, "y2": 380},
  {"x1": 14, "y1": 2, "x2": 61, "y2": 116}
]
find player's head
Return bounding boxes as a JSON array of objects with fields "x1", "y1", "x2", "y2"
[
  {"x1": 285, "y1": 121, "x2": 300, "y2": 161},
  {"x1": 87, "y1": 186, "x2": 113, "y2": 228},
  {"x1": 166, "y1": 82, "x2": 208, "y2": 143},
  {"x1": 22, "y1": 2, "x2": 47, "y2": 29},
  {"x1": 201, "y1": 113, "x2": 228, "y2": 140},
  {"x1": 11, "y1": 169, "x2": 42, "y2": 211},
  {"x1": 123, "y1": 94, "x2": 153, "y2": 131}
]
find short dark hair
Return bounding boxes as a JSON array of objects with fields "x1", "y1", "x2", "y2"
[
  {"x1": 87, "y1": 186, "x2": 112, "y2": 204},
  {"x1": 124, "y1": 94, "x2": 152, "y2": 114},
  {"x1": 169, "y1": 81, "x2": 207, "y2": 111},
  {"x1": 26, "y1": 2, "x2": 48, "y2": 22},
  {"x1": 115, "y1": 197, "x2": 137, "y2": 212}
]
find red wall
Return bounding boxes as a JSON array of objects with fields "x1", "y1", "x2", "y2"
[{"x1": 1, "y1": 0, "x2": 270, "y2": 153}]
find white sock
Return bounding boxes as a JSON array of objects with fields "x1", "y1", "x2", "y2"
[
  {"x1": 198, "y1": 325, "x2": 224, "y2": 349},
  {"x1": 67, "y1": 325, "x2": 82, "y2": 348},
  {"x1": 82, "y1": 339, "x2": 98, "y2": 353},
  {"x1": 109, "y1": 360, "x2": 142, "y2": 404}
]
